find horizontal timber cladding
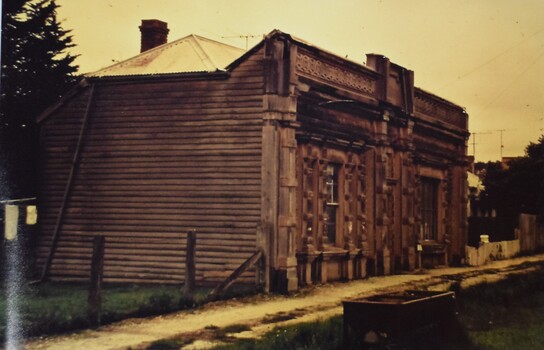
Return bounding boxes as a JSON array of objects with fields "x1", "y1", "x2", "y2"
[{"x1": 37, "y1": 48, "x2": 265, "y2": 284}]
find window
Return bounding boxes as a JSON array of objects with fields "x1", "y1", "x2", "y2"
[{"x1": 324, "y1": 164, "x2": 340, "y2": 244}]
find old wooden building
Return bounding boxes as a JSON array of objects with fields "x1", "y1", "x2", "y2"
[{"x1": 36, "y1": 22, "x2": 469, "y2": 292}]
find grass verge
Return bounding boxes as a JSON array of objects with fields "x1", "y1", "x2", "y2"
[
  {"x1": 457, "y1": 267, "x2": 544, "y2": 350},
  {"x1": 0, "y1": 282, "x2": 256, "y2": 341},
  {"x1": 205, "y1": 264, "x2": 544, "y2": 350}
]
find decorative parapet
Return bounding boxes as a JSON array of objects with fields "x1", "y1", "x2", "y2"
[
  {"x1": 414, "y1": 88, "x2": 467, "y2": 131},
  {"x1": 295, "y1": 49, "x2": 378, "y2": 98}
]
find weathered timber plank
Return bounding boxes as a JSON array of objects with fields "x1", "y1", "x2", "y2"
[
  {"x1": 60, "y1": 209, "x2": 260, "y2": 218},
  {"x1": 45, "y1": 182, "x2": 261, "y2": 190},
  {"x1": 47, "y1": 118, "x2": 263, "y2": 133},
  {"x1": 44, "y1": 185, "x2": 261, "y2": 194},
  {"x1": 86, "y1": 105, "x2": 263, "y2": 117},
  {"x1": 107, "y1": 260, "x2": 184, "y2": 269},
  {"x1": 49, "y1": 268, "x2": 90, "y2": 276},
  {"x1": 74, "y1": 162, "x2": 261, "y2": 172},
  {"x1": 38, "y1": 236, "x2": 183, "y2": 246},
  {"x1": 70, "y1": 162, "x2": 262, "y2": 172},
  {"x1": 62, "y1": 204, "x2": 260, "y2": 213},
  {"x1": 84, "y1": 130, "x2": 261, "y2": 141},
  {"x1": 45, "y1": 155, "x2": 262, "y2": 165},
  {"x1": 41, "y1": 214, "x2": 260, "y2": 225},
  {"x1": 42, "y1": 202, "x2": 260, "y2": 212},
  {"x1": 44, "y1": 276, "x2": 181, "y2": 284},
  {"x1": 65, "y1": 172, "x2": 261, "y2": 181},
  {"x1": 90, "y1": 90, "x2": 263, "y2": 106},
  {"x1": 42, "y1": 257, "x2": 184, "y2": 271},
  {"x1": 37, "y1": 254, "x2": 183, "y2": 264},
  {"x1": 45, "y1": 144, "x2": 262, "y2": 154},
  {"x1": 102, "y1": 278, "x2": 182, "y2": 284},
  {"x1": 90, "y1": 104, "x2": 264, "y2": 117},
  {"x1": 102, "y1": 266, "x2": 183, "y2": 275},
  {"x1": 96, "y1": 80, "x2": 263, "y2": 96},
  {"x1": 40, "y1": 217, "x2": 260, "y2": 228},
  {"x1": 71, "y1": 138, "x2": 262, "y2": 149},
  {"x1": 47, "y1": 139, "x2": 262, "y2": 152},
  {"x1": 92, "y1": 93, "x2": 263, "y2": 106},
  {"x1": 68, "y1": 176, "x2": 260, "y2": 185},
  {"x1": 40, "y1": 221, "x2": 258, "y2": 232},
  {"x1": 44, "y1": 168, "x2": 261, "y2": 178},
  {"x1": 38, "y1": 230, "x2": 257, "y2": 242},
  {"x1": 40, "y1": 196, "x2": 261, "y2": 207},
  {"x1": 93, "y1": 270, "x2": 185, "y2": 280},
  {"x1": 42, "y1": 189, "x2": 259, "y2": 198},
  {"x1": 47, "y1": 126, "x2": 263, "y2": 139},
  {"x1": 92, "y1": 97, "x2": 263, "y2": 110}
]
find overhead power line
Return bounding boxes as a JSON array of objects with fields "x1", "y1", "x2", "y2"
[
  {"x1": 475, "y1": 47, "x2": 544, "y2": 120},
  {"x1": 496, "y1": 129, "x2": 515, "y2": 159},
  {"x1": 439, "y1": 25, "x2": 544, "y2": 90}
]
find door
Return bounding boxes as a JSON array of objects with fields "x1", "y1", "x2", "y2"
[{"x1": 420, "y1": 177, "x2": 438, "y2": 241}]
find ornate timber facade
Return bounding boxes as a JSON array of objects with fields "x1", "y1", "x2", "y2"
[
  {"x1": 256, "y1": 31, "x2": 469, "y2": 291},
  {"x1": 37, "y1": 29, "x2": 469, "y2": 292}
]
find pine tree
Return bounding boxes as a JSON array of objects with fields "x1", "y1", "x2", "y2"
[
  {"x1": 1, "y1": 0, "x2": 79, "y2": 198},
  {"x1": 1, "y1": 0, "x2": 79, "y2": 129}
]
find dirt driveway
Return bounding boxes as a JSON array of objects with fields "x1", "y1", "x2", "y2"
[{"x1": 25, "y1": 254, "x2": 544, "y2": 350}]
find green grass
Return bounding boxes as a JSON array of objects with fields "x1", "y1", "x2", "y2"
[
  {"x1": 457, "y1": 269, "x2": 544, "y2": 350},
  {"x1": 208, "y1": 265, "x2": 544, "y2": 350},
  {"x1": 211, "y1": 317, "x2": 361, "y2": 350},
  {"x1": 145, "y1": 323, "x2": 252, "y2": 350},
  {"x1": 0, "y1": 282, "x2": 213, "y2": 340},
  {"x1": 0, "y1": 280, "x2": 259, "y2": 341}
]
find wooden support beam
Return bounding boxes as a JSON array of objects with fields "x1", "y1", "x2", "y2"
[
  {"x1": 208, "y1": 249, "x2": 263, "y2": 300},
  {"x1": 40, "y1": 84, "x2": 96, "y2": 282}
]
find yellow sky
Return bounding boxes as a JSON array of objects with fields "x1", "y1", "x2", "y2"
[{"x1": 56, "y1": 0, "x2": 544, "y2": 162}]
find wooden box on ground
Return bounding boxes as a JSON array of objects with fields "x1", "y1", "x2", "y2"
[{"x1": 343, "y1": 290, "x2": 455, "y2": 343}]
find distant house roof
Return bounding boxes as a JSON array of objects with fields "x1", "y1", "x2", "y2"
[{"x1": 88, "y1": 34, "x2": 246, "y2": 77}]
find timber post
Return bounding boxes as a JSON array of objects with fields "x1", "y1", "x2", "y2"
[
  {"x1": 185, "y1": 229, "x2": 197, "y2": 299},
  {"x1": 88, "y1": 235, "x2": 105, "y2": 326}
]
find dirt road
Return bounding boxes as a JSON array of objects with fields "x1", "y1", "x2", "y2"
[{"x1": 25, "y1": 254, "x2": 544, "y2": 350}]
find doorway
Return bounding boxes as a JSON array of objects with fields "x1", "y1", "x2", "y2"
[{"x1": 420, "y1": 177, "x2": 438, "y2": 241}]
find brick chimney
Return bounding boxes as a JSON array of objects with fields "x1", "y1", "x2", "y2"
[{"x1": 139, "y1": 19, "x2": 169, "y2": 53}]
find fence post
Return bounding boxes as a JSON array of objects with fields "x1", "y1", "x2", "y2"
[
  {"x1": 88, "y1": 235, "x2": 105, "y2": 326},
  {"x1": 185, "y1": 230, "x2": 196, "y2": 299}
]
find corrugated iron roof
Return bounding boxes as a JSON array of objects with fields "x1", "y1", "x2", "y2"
[{"x1": 88, "y1": 34, "x2": 246, "y2": 77}]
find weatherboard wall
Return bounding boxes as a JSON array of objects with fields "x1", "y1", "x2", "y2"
[{"x1": 37, "y1": 48, "x2": 265, "y2": 284}]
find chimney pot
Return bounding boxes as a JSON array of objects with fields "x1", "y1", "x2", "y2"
[{"x1": 139, "y1": 19, "x2": 169, "y2": 53}]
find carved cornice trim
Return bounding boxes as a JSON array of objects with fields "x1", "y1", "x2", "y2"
[
  {"x1": 414, "y1": 88, "x2": 468, "y2": 131},
  {"x1": 295, "y1": 50, "x2": 378, "y2": 98}
]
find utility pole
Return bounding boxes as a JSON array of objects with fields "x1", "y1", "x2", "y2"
[
  {"x1": 496, "y1": 129, "x2": 514, "y2": 159},
  {"x1": 470, "y1": 131, "x2": 491, "y2": 159},
  {"x1": 221, "y1": 35, "x2": 261, "y2": 50}
]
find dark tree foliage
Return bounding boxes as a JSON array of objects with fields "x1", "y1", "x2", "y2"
[
  {"x1": 477, "y1": 135, "x2": 544, "y2": 217},
  {"x1": 1, "y1": 0, "x2": 78, "y2": 128},
  {"x1": 1, "y1": 0, "x2": 78, "y2": 199}
]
